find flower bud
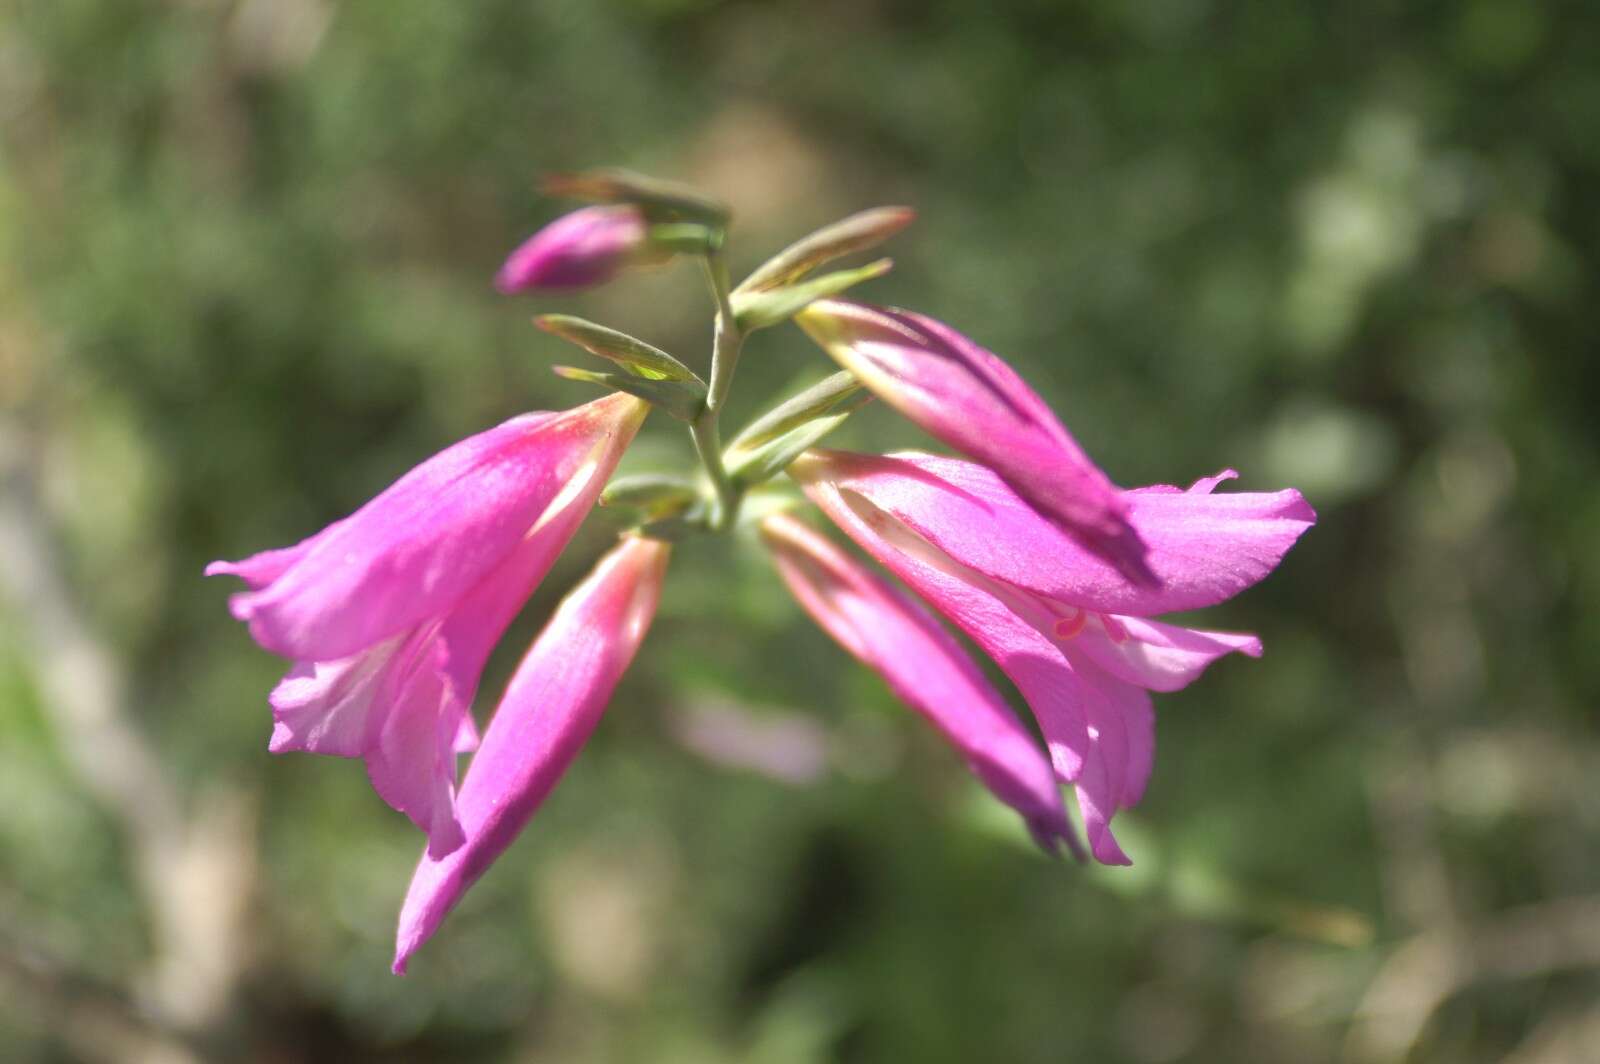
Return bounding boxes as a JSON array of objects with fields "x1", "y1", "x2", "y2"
[{"x1": 496, "y1": 205, "x2": 648, "y2": 293}]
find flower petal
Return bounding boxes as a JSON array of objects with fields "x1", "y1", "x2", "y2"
[
  {"x1": 760, "y1": 513, "x2": 1076, "y2": 855},
  {"x1": 393, "y1": 536, "x2": 671, "y2": 974},
  {"x1": 217, "y1": 393, "x2": 647, "y2": 661},
  {"x1": 795, "y1": 300, "x2": 1153, "y2": 584},
  {"x1": 1067, "y1": 616, "x2": 1261, "y2": 693},
  {"x1": 364, "y1": 640, "x2": 467, "y2": 858},
  {"x1": 206, "y1": 518, "x2": 346, "y2": 592},
  {"x1": 793, "y1": 450, "x2": 1315, "y2": 617},
  {"x1": 266, "y1": 634, "x2": 404, "y2": 757}
]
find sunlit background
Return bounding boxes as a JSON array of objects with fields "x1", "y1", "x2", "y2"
[{"x1": 3, "y1": 2, "x2": 1597, "y2": 1061}]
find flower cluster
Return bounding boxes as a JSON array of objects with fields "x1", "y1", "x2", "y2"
[{"x1": 210, "y1": 170, "x2": 1313, "y2": 972}]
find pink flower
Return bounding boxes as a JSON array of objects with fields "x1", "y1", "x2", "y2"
[
  {"x1": 393, "y1": 535, "x2": 671, "y2": 973},
  {"x1": 760, "y1": 512, "x2": 1078, "y2": 855},
  {"x1": 795, "y1": 299, "x2": 1155, "y2": 585},
  {"x1": 790, "y1": 449, "x2": 1315, "y2": 864},
  {"x1": 207, "y1": 393, "x2": 648, "y2": 856},
  {"x1": 495, "y1": 205, "x2": 649, "y2": 293}
]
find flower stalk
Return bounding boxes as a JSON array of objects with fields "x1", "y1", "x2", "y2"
[{"x1": 690, "y1": 244, "x2": 747, "y2": 531}]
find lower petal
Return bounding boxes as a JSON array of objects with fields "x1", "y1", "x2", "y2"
[
  {"x1": 1071, "y1": 615, "x2": 1262, "y2": 693},
  {"x1": 267, "y1": 634, "x2": 405, "y2": 756},
  {"x1": 365, "y1": 656, "x2": 468, "y2": 860}
]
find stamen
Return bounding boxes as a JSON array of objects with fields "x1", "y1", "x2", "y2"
[{"x1": 1053, "y1": 609, "x2": 1087, "y2": 640}]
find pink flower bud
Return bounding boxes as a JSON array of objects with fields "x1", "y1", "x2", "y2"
[{"x1": 495, "y1": 205, "x2": 648, "y2": 293}]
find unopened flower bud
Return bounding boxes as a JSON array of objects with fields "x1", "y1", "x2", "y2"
[{"x1": 496, "y1": 205, "x2": 648, "y2": 293}]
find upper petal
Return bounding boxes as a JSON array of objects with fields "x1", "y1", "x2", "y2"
[
  {"x1": 219, "y1": 393, "x2": 647, "y2": 661},
  {"x1": 792, "y1": 450, "x2": 1315, "y2": 617},
  {"x1": 393, "y1": 536, "x2": 671, "y2": 974},
  {"x1": 206, "y1": 518, "x2": 346, "y2": 591},
  {"x1": 795, "y1": 300, "x2": 1152, "y2": 584},
  {"x1": 760, "y1": 513, "x2": 1075, "y2": 855}
]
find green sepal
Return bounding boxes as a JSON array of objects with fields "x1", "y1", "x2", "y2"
[
  {"x1": 725, "y1": 371, "x2": 864, "y2": 455},
  {"x1": 599, "y1": 474, "x2": 701, "y2": 520},
  {"x1": 553, "y1": 365, "x2": 706, "y2": 422},
  {"x1": 543, "y1": 168, "x2": 731, "y2": 227},
  {"x1": 647, "y1": 223, "x2": 721, "y2": 256},
  {"x1": 536, "y1": 315, "x2": 703, "y2": 384},
  {"x1": 731, "y1": 259, "x2": 893, "y2": 332},
  {"x1": 725, "y1": 392, "x2": 872, "y2": 487},
  {"x1": 737, "y1": 206, "x2": 915, "y2": 293}
]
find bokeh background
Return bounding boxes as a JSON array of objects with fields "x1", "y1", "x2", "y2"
[{"x1": 3, "y1": 1, "x2": 1598, "y2": 1061}]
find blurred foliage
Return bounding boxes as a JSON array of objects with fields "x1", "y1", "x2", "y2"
[{"x1": 2, "y1": 1, "x2": 1598, "y2": 1062}]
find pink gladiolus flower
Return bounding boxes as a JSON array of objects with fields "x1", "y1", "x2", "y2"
[
  {"x1": 393, "y1": 535, "x2": 671, "y2": 973},
  {"x1": 795, "y1": 299, "x2": 1155, "y2": 586},
  {"x1": 207, "y1": 393, "x2": 648, "y2": 856},
  {"x1": 760, "y1": 512, "x2": 1079, "y2": 855},
  {"x1": 495, "y1": 205, "x2": 649, "y2": 292},
  {"x1": 790, "y1": 449, "x2": 1315, "y2": 865}
]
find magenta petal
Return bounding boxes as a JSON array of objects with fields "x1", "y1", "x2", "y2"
[
  {"x1": 760, "y1": 513, "x2": 1076, "y2": 855},
  {"x1": 218, "y1": 394, "x2": 646, "y2": 661},
  {"x1": 364, "y1": 648, "x2": 468, "y2": 859},
  {"x1": 1068, "y1": 616, "x2": 1262, "y2": 693},
  {"x1": 495, "y1": 205, "x2": 647, "y2": 293},
  {"x1": 267, "y1": 636, "x2": 404, "y2": 757},
  {"x1": 1049, "y1": 655, "x2": 1159, "y2": 865},
  {"x1": 796, "y1": 450, "x2": 1315, "y2": 617},
  {"x1": 393, "y1": 537, "x2": 671, "y2": 974},
  {"x1": 206, "y1": 518, "x2": 346, "y2": 591},
  {"x1": 795, "y1": 300, "x2": 1153, "y2": 584}
]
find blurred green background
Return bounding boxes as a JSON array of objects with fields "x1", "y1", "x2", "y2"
[{"x1": 3, "y1": 1, "x2": 1597, "y2": 1061}]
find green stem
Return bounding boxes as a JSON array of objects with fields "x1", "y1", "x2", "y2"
[{"x1": 691, "y1": 246, "x2": 746, "y2": 530}]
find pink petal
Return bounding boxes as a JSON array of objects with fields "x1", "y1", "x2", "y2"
[
  {"x1": 760, "y1": 513, "x2": 1076, "y2": 855},
  {"x1": 795, "y1": 300, "x2": 1153, "y2": 584},
  {"x1": 1054, "y1": 655, "x2": 1157, "y2": 863},
  {"x1": 364, "y1": 647, "x2": 468, "y2": 859},
  {"x1": 205, "y1": 518, "x2": 346, "y2": 592},
  {"x1": 215, "y1": 394, "x2": 646, "y2": 661},
  {"x1": 793, "y1": 450, "x2": 1314, "y2": 618},
  {"x1": 393, "y1": 536, "x2": 671, "y2": 974},
  {"x1": 797, "y1": 475, "x2": 1148, "y2": 865},
  {"x1": 1066, "y1": 616, "x2": 1262, "y2": 693},
  {"x1": 266, "y1": 635, "x2": 405, "y2": 757}
]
